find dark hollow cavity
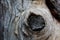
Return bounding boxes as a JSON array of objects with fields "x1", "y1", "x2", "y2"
[{"x1": 27, "y1": 13, "x2": 45, "y2": 31}]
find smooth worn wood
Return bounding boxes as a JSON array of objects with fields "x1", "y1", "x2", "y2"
[{"x1": 3, "y1": 0, "x2": 60, "y2": 40}]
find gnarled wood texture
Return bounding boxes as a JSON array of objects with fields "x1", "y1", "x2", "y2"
[{"x1": 2, "y1": 0, "x2": 60, "y2": 40}]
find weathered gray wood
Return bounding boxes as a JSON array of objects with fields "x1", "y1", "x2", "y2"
[
  {"x1": 3, "y1": 0, "x2": 32, "y2": 40},
  {"x1": 3, "y1": 0, "x2": 60, "y2": 40}
]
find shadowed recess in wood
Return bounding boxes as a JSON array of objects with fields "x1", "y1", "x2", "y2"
[{"x1": 27, "y1": 12, "x2": 45, "y2": 31}]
